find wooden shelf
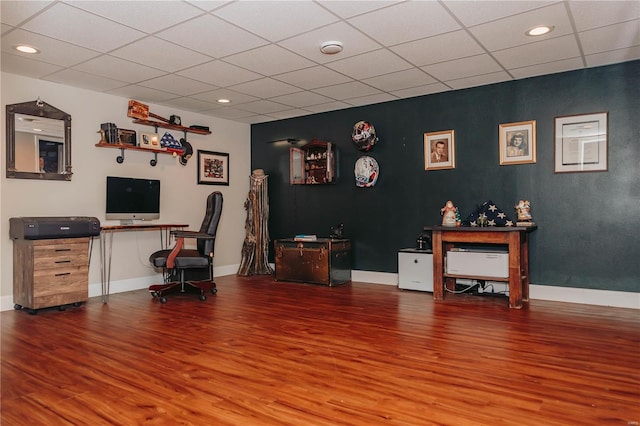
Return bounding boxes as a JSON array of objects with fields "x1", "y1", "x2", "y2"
[
  {"x1": 95, "y1": 143, "x2": 179, "y2": 166},
  {"x1": 132, "y1": 119, "x2": 211, "y2": 135}
]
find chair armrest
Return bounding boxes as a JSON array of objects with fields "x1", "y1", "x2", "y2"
[{"x1": 170, "y1": 230, "x2": 216, "y2": 240}]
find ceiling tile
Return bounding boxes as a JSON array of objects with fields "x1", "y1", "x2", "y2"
[
  {"x1": 421, "y1": 54, "x2": 503, "y2": 81},
  {"x1": 270, "y1": 91, "x2": 335, "y2": 108},
  {"x1": 509, "y1": 57, "x2": 585, "y2": 80},
  {"x1": 105, "y1": 84, "x2": 178, "y2": 103},
  {"x1": 73, "y1": 55, "x2": 167, "y2": 83},
  {"x1": 346, "y1": 92, "x2": 399, "y2": 107},
  {"x1": 137, "y1": 74, "x2": 218, "y2": 96},
  {"x1": 155, "y1": 14, "x2": 269, "y2": 58},
  {"x1": 230, "y1": 77, "x2": 301, "y2": 98},
  {"x1": 445, "y1": 71, "x2": 512, "y2": 90},
  {"x1": 191, "y1": 88, "x2": 258, "y2": 105},
  {"x1": 0, "y1": 1, "x2": 53, "y2": 26},
  {"x1": 20, "y1": 2, "x2": 145, "y2": 52},
  {"x1": 278, "y1": 21, "x2": 382, "y2": 64},
  {"x1": 200, "y1": 106, "x2": 255, "y2": 120},
  {"x1": 348, "y1": 1, "x2": 461, "y2": 46},
  {"x1": 160, "y1": 96, "x2": 218, "y2": 112},
  {"x1": 1, "y1": 28, "x2": 101, "y2": 67},
  {"x1": 312, "y1": 81, "x2": 382, "y2": 99},
  {"x1": 69, "y1": 1, "x2": 204, "y2": 34},
  {"x1": 569, "y1": 0, "x2": 640, "y2": 32},
  {"x1": 234, "y1": 99, "x2": 291, "y2": 115},
  {"x1": 470, "y1": 3, "x2": 573, "y2": 52},
  {"x1": 390, "y1": 82, "x2": 450, "y2": 99},
  {"x1": 177, "y1": 60, "x2": 262, "y2": 87},
  {"x1": 43, "y1": 68, "x2": 127, "y2": 91},
  {"x1": 391, "y1": 30, "x2": 485, "y2": 67},
  {"x1": 442, "y1": 1, "x2": 556, "y2": 27},
  {"x1": 363, "y1": 68, "x2": 438, "y2": 91},
  {"x1": 303, "y1": 101, "x2": 353, "y2": 113},
  {"x1": 578, "y1": 20, "x2": 640, "y2": 55},
  {"x1": 110, "y1": 36, "x2": 211, "y2": 72},
  {"x1": 317, "y1": 1, "x2": 400, "y2": 19},
  {"x1": 224, "y1": 44, "x2": 315, "y2": 76},
  {"x1": 273, "y1": 66, "x2": 353, "y2": 90},
  {"x1": 493, "y1": 35, "x2": 581, "y2": 70},
  {"x1": 213, "y1": 1, "x2": 339, "y2": 42},
  {"x1": 325, "y1": 49, "x2": 413, "y2": 80},
  {"x1": 585, "y1": 46, "x2": 640, "y2": 67},
  {"x1": 1, "y1": 51, "x2": 62, "y2": 78}
]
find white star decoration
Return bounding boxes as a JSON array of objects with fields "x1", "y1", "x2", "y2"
[
  {"x1": 497, "y1": 212, "x2": 506, "y2": 219},
  {"x1": 488, "y1": 219, "x2": 496, "y2": 226},
  {"x1": 506, "y1": 220, "x2": 514, "y2": 226},
  {"x1": 488, "y1": 204, "x2": 497, "y2": 212}
]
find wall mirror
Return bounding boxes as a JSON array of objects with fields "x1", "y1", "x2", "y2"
[{"x1": 6, "y1": 99, "x2": 72, "y2": 181}]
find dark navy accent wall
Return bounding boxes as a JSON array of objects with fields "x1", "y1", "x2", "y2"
[{"x1": 251, "y1": 61, "x2": 640, "y2": 292}]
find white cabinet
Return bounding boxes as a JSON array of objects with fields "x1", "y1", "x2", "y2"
[{"x1": 398, "y1": 249, "x2": 433, "y2": 292}]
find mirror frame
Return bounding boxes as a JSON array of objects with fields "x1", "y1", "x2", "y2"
[{"x1": 6, "y1": 100, "x2": 72, "y2": 181}]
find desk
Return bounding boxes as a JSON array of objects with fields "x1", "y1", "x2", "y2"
[
  {"x1": 99, "y1": 224, "x2": 187, "y2": 303},
  {"x1": 425, "y1": 226, "x2": 537, "y2": 309}
]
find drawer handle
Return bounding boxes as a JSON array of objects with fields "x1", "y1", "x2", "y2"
[
  {"x1": 297, "y1": 242, "x2": 304, "y2": 256},
  {"x1": 55, "y1": 248, "x2": 71, "y2": 252},
  {"x1": 54, "y1": 272, "x2": 71, "y2": 277},
  {"x1": 277, "y1": 246, "x2": 283, "y2": 258},
  {"x1": 55, "y1": 260, "x2": 71, "y2": 264},
  {"x1": 319, "y1": 247, "x2": 325, "y2": 260}
]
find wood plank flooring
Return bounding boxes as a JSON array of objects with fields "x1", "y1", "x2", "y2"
[{"x1": 2, "y1": 275, "x2": 639, "y2": 425}]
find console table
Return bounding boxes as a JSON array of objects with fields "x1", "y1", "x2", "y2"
[
  {"x1": 98, "y1": 224, "x2": 188, "y2": 303},
  {"x1": 424, "y1": 226, "x2": 537, "y2": 309}
]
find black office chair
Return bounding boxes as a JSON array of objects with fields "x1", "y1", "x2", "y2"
[{"x1": 148, "y1": 191, "x2": 223, "y2": 303}]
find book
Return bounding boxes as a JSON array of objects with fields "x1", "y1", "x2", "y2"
[{"x1": 294, "y1": 234, "x2": 317, "y2": 241}]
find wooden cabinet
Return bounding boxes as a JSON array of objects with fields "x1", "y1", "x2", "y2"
[
  {"x1": 13, "y1": 237, "x2": 90, "y2": 312},
  {"x1": 290, "y1": 140, "x2": 335, "y2": 184},
  {"x1": 274, "y1": 238, "x2": 351, "y2": 286}
]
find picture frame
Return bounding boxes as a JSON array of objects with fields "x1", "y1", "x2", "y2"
[
  {"x1": 499, "y1": 120, "x2": 536, "y2": 165},
  {"x1": 117, "y1": 129, "x2": 136, "y2": 146},
  {"x1": 198, "y1": 150, "x2": 229, "y2": 185},
  {"x1": 554, "y1": 112, "x2": 608, "y2": 173},
  {"x1": 424, "y1": 130, "x2": 455, "y2": 170},
  {"x1": 138, "y1": 132, "x2": 161, "y2": 150}
]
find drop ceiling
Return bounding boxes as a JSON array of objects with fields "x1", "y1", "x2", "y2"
[{"x1": 1, "y1": 1, "x2": 639, "y2": 124}]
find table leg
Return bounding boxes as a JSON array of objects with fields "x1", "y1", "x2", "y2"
[
  {"x1": 508, "y1": 232, "x2": 522, "y2": 309},
  {"x1": 99, "y1": 231, "x2": 113, "y2": 304},
  {"x1": 521, "y1": 233, "x2": 530, "y2": 302},
  {"x1": 432, "y1": 231, "x2": 444, "y2": 301}
]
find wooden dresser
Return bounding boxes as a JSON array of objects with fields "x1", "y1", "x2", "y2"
[
  {"x1": 13, "y1": 237, "x2": 90, "y2": 312},
  {"x1": 274, "y1": 238, "x2": 351, "y2": 286}
]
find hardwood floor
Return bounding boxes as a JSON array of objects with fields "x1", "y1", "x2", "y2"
[{"x1": 2, "y1": 275, "x2": 638, "y2": 425}]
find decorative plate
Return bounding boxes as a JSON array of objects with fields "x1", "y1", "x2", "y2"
[{"x1": 354, "y1": 156, "x2": 379, "y2": 187}]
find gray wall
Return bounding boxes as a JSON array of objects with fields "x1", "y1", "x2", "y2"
[{"x1": 251, "y1": 61, "x2": 640, "y2": 292}]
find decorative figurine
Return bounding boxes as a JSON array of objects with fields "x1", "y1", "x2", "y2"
[
  {"x1": 515, "y1": 199, "x2": 535, "y2": 226},
  {"x1": 440, "y1": 200, "x2": 459, "y2": 227},
  {"x1": 330, "y1": 223, "x2": 344, "y2": 239}
]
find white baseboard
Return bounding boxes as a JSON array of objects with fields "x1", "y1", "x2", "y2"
[{"x1": 2, "y1": 268, "x2": 638, "y2": 311}]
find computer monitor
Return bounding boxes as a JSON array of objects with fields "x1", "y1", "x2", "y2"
[{"x1": 105, "y1": 176, "x2": 160, "y2": 223}]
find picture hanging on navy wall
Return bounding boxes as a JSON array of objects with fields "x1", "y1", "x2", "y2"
[
  {"x1": 352, "y1": 121, "x2": 378, "y2": 151},
  {"x1": 354, "y1": 156, "x2": 379, "y2": 187}
]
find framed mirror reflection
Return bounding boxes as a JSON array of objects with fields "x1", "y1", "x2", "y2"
[{"x1": 6, "y1": 99, "x2": 72, "y2": 181}]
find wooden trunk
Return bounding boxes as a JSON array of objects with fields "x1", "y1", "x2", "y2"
[
  {"x1": 13, "y1": 237, "x2": 90, "y2": 310},
  {"x1": 274, "y1": 239, "x2": 351, "y2": 286}
]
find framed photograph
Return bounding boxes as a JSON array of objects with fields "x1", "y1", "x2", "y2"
[
  {"x1": 139, "y1": 132, "x2": 161, "y2": 150},
  {"x1": 499, "y1": 120, "x2": 536, "y2": 165},
  {"x1": 554, "y1": 112, "x2": 608, "y2": 173},
  {"x1": 198, "y1": 150, "x2": 229, "y2": 185},
  {"x1": 424, "y1": 130, "x2": 455, "y2": 170},
  {"x1": 117, "y1": 129, "x2": 136, "y2": 146}
]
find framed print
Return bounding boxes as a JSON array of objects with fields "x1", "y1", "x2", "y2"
[
  {"x1": 554, "y1": 112, "x2": 608, "y2": 173},
  {"x1": 499, "y1": 120, "x2": 536, "y2": 165},
  {"x1": 139, "y1": 132, "x2": 160, "y2": 150},
  {"x1": 424, "y1": 130, "x2": 455, "y2": 170},
  {"x1": 198, "y1": 150, "x2": 229, "y2": 185}
]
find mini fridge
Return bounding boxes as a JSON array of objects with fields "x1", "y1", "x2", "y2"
[{"x1": 398, "y1": 248, "x2": 433, "y2": 292}]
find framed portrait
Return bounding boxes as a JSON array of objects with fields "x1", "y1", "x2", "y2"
[
  {"x1": 197, "y1": 150, "x2": 229, "y2": 185},
  {"x1": 424, "y1": 130, "x2": 455, "y2": 170},
  {"x1": 554, "y1": 112, "x2": 608, "y2": 173},
  {"x1": 499, "y1": 120, "x2": 536, "y2": 165}
]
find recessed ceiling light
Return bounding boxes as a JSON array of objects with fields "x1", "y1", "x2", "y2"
[
  {"x1": 526, "y1": 25, "x2": 554, "y2": 37},
  {"x1": 217, "y1": 98, "x2": 231, "y2": 104},
  {"x1": 320, "y1": 41, "x2": 343, "y2": 55},
  {"x1": 15, "y1": 44, "x2": 39, "y2": 54}
]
